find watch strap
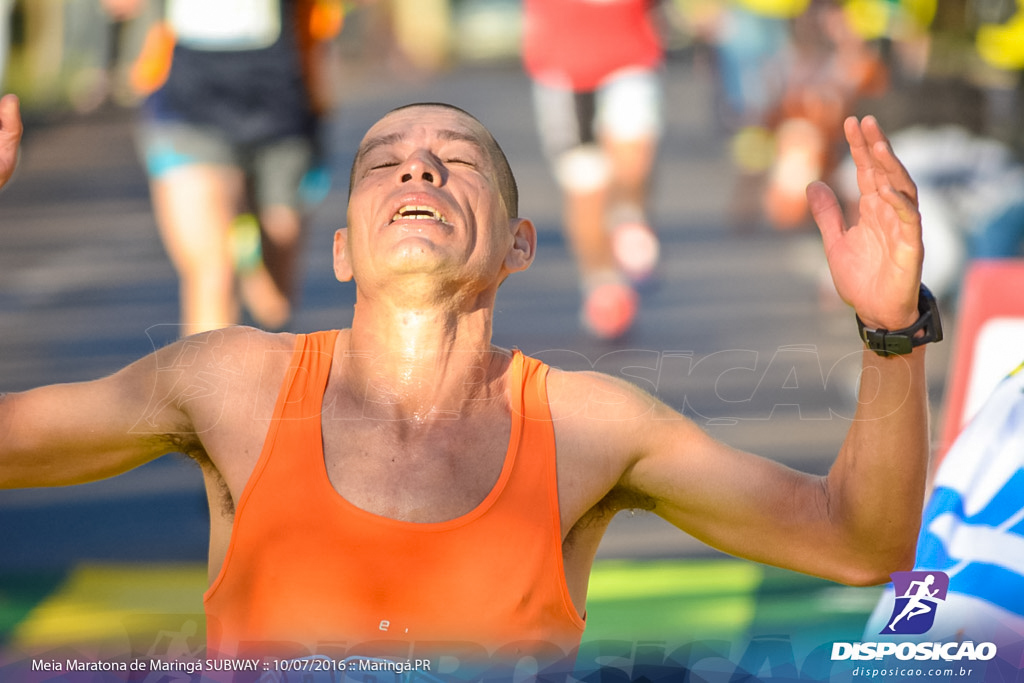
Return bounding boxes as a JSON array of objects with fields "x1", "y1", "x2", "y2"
[{"x1": 856, "y1": 284, "x2": 943, "y2": 356}]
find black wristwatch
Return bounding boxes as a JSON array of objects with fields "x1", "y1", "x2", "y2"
[{"x1": 856, "y1": 284, "x2": 943, "y2": 356}]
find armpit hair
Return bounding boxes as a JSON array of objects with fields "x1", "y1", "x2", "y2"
[
  {"x1": 603, "y1": 487, "x2": 658, "y2": 515},
  {"x1": 578, "y1": 487, "x2": 658, "y2": 531},
  {"x1": 161, "y1": 431, "x2": 235, "y2": 518},
  {"x1": 161, "y1": 430, "x2": 205, "y2": 461}
]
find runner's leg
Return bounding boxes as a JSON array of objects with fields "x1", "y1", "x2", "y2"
[{"x1": 150, "y1": 164, "x2": 244, "y2": 336}]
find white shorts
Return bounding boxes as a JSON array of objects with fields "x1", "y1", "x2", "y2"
[{"x1": 532, "y1": 67, "x2": 663, "y2": 191}]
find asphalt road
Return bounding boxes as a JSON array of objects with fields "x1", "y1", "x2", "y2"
[{"x1": 0, "y1": 55, "x2": 953, "y2": 570}]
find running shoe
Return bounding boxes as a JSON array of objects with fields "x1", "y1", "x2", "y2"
[{"x1": 581, "y1": 279, "x2": 638, "y2": 340}]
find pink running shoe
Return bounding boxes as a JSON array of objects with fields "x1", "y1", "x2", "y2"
[
  {"x1": 612, "y1": 221, "x2": 660, "y2": 284},
  {"x1": 582, "y1": 280, "x2": 638, "y2": 339}
]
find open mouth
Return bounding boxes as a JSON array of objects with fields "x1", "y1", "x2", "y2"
[{"x1": 391, "y1": 205, "x2": 449, "y2": 224}]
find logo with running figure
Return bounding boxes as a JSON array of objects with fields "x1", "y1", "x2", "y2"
[{"x1": 881, "y1": 571, "x2": 950, "y2": 635}]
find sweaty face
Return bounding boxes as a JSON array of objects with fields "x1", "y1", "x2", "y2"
[{"x1": 344, "y1": 106, "x2": 516, "y2": 287}]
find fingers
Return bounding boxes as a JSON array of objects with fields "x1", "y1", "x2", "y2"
[
  {"x1": 846, "y1": 115, "x2": 918, "y2": 211},
  {"x1": 878, "y1": 182, "x2": 921, "y2": 229},
  {"x1": 860, "y1": 116, "x2": 918, "y2": 206},
  {"x1": 806, "y1": 179, "x2": 844, "y2": 253},
  {"x1": 844, "y1": 116, "x2": 877, "y2": 198},
  {"x1": 845, "y1": 116, "x2": 923, "y2": 274},
  {"x1": 858, "y1": 117, "x2": 922, "y2": 242}
]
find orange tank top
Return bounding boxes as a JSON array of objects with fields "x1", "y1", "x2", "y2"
[{"x1": 204, "y1": 331, "x2": 585, "y2": 661}]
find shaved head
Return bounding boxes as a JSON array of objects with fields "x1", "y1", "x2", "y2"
[{"x1": 350, "y1": 103, "x2": 520, "y2": 218}]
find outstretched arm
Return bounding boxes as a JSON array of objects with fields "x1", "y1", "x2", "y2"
[
  {"x1": 0, "y1": 94, "x2": 22, "y2": 190},
  {"x1": 0, "y1": 327, "x2": 262, "y2": 489},
  {"x1": 0, "y1": 350, "x2": 191, "y2": 489},
  {"x1": 1, "y1": 326, "x2": 282, "y2": 491},
  {"x1": 558, "y1": 116, "x2": 931, "y2": 586}
]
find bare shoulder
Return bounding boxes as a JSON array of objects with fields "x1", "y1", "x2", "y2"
[
  {"x1": 158, "y1": 325, "x2": 296, "y2": 364},
  {"x1": 541, "y1": 367, "x2": 687, "y2": 532},
  {"x1": 544, "y1": 367, "x2": 675, "y2": 486},
  {"x1": 138, "y1": 326, "x2": 298, "y2": 436},
  {"x1": 148, "y1": 326, "x2": 295, "y2": 389},
  {"x1": 148, "y1": 327, "x2": 301, "y2": 479},
  {"x1": 544, "y1": 366, "x2": 711, "y2": 500},
  {"x1": 545, "y1": 366, "x2": 674, "y2": 428}
]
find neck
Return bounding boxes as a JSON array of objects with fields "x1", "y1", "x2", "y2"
[{"x1": 343, "y1": 291, "x2": 507, "y2": 423}]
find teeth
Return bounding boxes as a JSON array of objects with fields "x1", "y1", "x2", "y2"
[{"x1": 392, "y1": 205, "x2": 446, "y2": 223}]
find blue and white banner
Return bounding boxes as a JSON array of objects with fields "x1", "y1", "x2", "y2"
[{"x1": 867, "y1": 361, "x2": 1024, "y2": 646}]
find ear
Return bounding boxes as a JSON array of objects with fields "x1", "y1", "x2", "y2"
[
  {"x1": 333, "y1": 228, "x2": 354, "y2": 282},
  {"x1": 504, "y1": 217, "x2": 537, "y2": 274}
]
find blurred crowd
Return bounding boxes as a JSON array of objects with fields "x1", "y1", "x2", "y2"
[
  {"x1": 671, "y1": 0, "x2": 1024, "y2": 307},
  {"x1": 2, "y1": 0, "x2": 1023, "y2": 315}
]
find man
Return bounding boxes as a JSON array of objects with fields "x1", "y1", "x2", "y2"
[{"x1": 1, "y1": 100, "x2": 935, "y2": 666}]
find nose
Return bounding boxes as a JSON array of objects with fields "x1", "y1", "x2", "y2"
[{"x1": 397, "y1": 151, "x2": 443, "y2": 186}]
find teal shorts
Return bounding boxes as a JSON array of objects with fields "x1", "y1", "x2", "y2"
[{"x1": 137, "y1": 121, "x2": 317, "y2": 211}]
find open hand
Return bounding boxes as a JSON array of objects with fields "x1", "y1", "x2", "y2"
[{"x1": 807, "y1": 116, "x2": 922, "y2": 330}]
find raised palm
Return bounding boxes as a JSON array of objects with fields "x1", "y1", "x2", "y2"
[{"x1": 807, "y1": 116, "x2": 923, "y2": 331}]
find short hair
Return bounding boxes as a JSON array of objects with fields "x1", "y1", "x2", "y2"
[{"x1": 349, "y1": 103, "x2": 519, "y2": 218}]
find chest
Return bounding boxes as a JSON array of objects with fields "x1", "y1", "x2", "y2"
[{"x1": 318, "y1": 402, "x2": 514, "y2": 523}]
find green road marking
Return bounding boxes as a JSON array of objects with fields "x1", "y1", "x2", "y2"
[
  {"x1": 750, "y1": 567, "x2": 884, "y2": 641},
  {"x1": 583, "y1": 560, "x2": 882, "y2": 645},
  {"x1": 0, "y1": 571, "x2": 68, "y2": 646},
  {"x1": 583, "y1": 559, "x2": 764, "y2": 642}
]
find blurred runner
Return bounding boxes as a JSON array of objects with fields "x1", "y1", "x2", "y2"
[
  {"x1": 679, "y1": 0, "x2": 793, "y2": 231},
  {"x1": 762, "y1": 0, "x2": 888, "y2": 230},
  {"x1": 522, "y1": 0, "x2": 666, "y2": 339},
  {"x1": 685, "y1": 0, "x2": 887, "y2": 232},
  {"x1": 107, "y1": 0, "x2": 345, "y2": 336}
]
